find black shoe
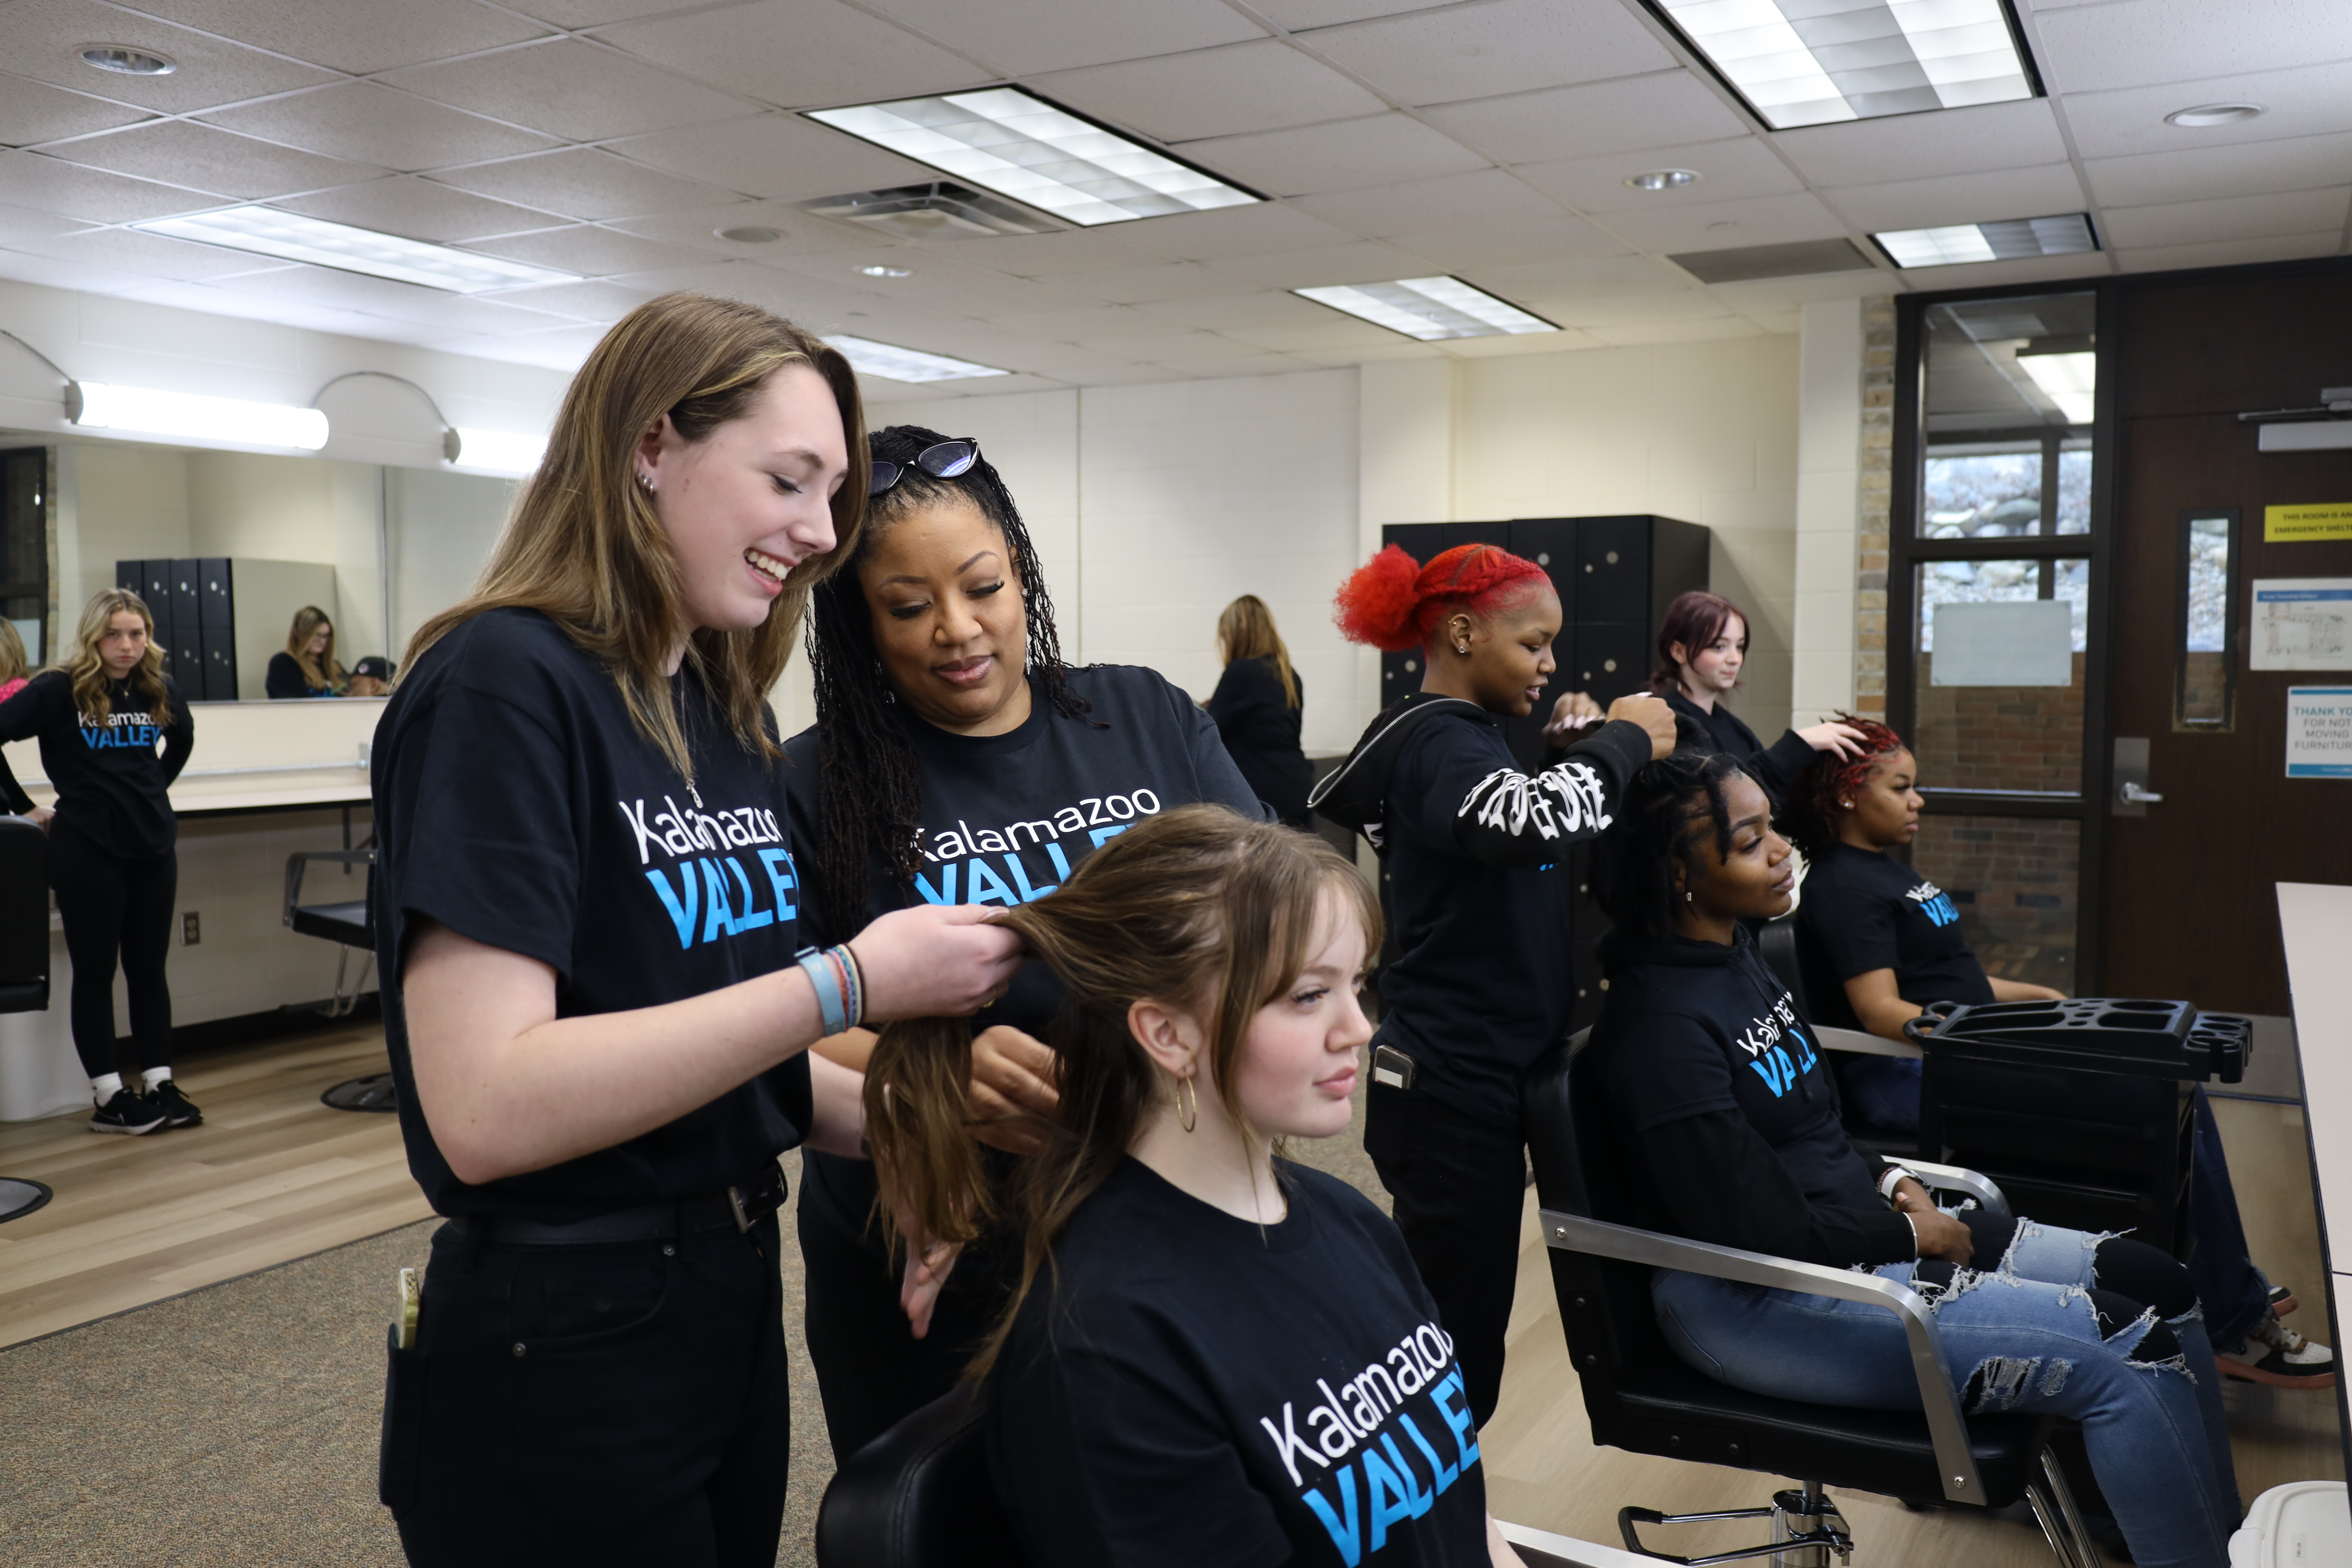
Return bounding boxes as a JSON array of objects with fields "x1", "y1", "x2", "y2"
[
  {"x1": 149, "y1": 1079, "x2": 203, "y2": 1128},
  {"x1": 90, "y1": 1090, "x2": 168, "y2": 1135}
]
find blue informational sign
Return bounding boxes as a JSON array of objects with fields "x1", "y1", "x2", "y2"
[{"x1": 2287, "y1": 687, "x2": 2352, "y2": 778}]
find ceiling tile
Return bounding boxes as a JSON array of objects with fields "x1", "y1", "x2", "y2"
[
  {"x1": 974, "y1": 341, "x2": 1143, "y2": 376},
  {"x1": 1584, "y1": 318, "x2": 1762, "y2": 348},
  {"x1": 603, "y1": 258, "x2": 871, "y2": 320},
  {"x1": 1132, "y1": 290, "x2": 1343, "y2": 330},
  {"x1": 2032, "y1": 0, "x2": 2352, "y2": 96},
  {"x1": 479, "y1": 276, "x2": 660, "y2": 322},
  {"x1": 126, "y1": 0, "x2": 553, "y2": 74},
  {"x1": 606, "y1": 115, "x2": 936, "y2": 204},
  {"x1": 1181, "y1": 114, "x2": 1488, "y2": 196},
  {"x1": 1601, "y1": 191, "x2": 1852, "y2": 254},
  {"x1": 441, "y1": 319, "x2": 609, "y2": 366},
  {"x1": 865, "y1": 0, "x2": 1265, "y2": 76},
  {"x1": 502, "y1": 0, "x2": 707, "y2": 21},
  {"x1": 1072, "y1": 330, "x2": 1255, "y2": 360},
  {"x1": 1533, "y1": 288, "x2": 1731, "y2": 328},
  {"x1": 1219, "y1": 318, "x2": 1415, "y2": 351},
  {"x1": 1031, "y1": 40, "x2": 1382, "y2": 143},
  {"x1": 1387, "y1": 214, "x2": 1631, "y2": 270},
  {"x1": 2098, "y1": 186, "x2": 2352, "y2": 248},
  {"x1": 1821, "y1": 164, "x2": 2090, "y2": 234},
  {"x1": 0, "y1": 200, "x2": 95, "y2": 244},
  {"x1": 1104, "y1": 202, "x2": 1358, "y2": 260},
  {"x1": 0, "y1": 0, "x2": 337, "y2": 114},
  {"x1": 431, "y1": 148, "x2": 739, "y2": 220},
  {"x1": 1252, "y1": 0, "x2": 1462, "y2": 24},
  {"x1": 1872, "y1": 251, "x2": 2108, "y2": 289},
  {"x1": 594, "y1": 1, "x2": 990, "y2": 111},
  {"x1": 1516, "y1": 138, "x2": 1805, "y2": 214},
  {"x1": 2084, "y1": 131, "x2": 2352, "y2": 208},
  {"x1": 46, "y1": 121, "x2": 385, "y2": 200},
  {"x1": 1771, "y1": 100, "x2": 2070, "y2": 186},
  {"x1": 1298, "y1": 0, "x2": 1675, "y2": 106},
  {"x1": 606, "y1": 200, "x2": 870, "y2": 256},
  {"x1": 772, "y1": 250, "x2": 1098, "y2": 317},
  {"x1": 2, "y1": 225, "x2": 284, "y2": 281},
  {"x1": 198, "y1": 83, "x2": 560, "y2": 172},
  {"x1": 1292, "y1": 167, "x2": 1560, "y2": 234},
  {"x1": 1204, "y1": 238, "x2": 1447, "y2": 288},
  {"x1": 0, "y1": 148, "x2": 220, "y2": 222},
  {"x1": 1463, "y1": 252, "x2": 1688, "y2": 299},
  {"x1": 989, "y1": 304, "x2": 1170, "y2": 341},
  {"x1": 0, "y1": 76, "x2": 152, "y2": 148},
  {"x1": 2060, "y1": 60, "x2": 2352, "y2": 160},
  {"x1": 1707, "y1": 271, "x2": 1912, "y2": 314},
  {"x1": 381, "y1": 40, "x2": 754, "y2": 143},
  {"x1": 2112, "y1": 229, "x2": 2346, "y2": 274},
  {"x1": 915, "y1": 230, "x2": 1164, "y2": 276},
  {"x1": 1149, "y1": 351, "x2": 1321, "y2": 379},
  {"x1": 1031, "y1": 260, "x2": 1248, "y2": 303},
  {"x1": 460, "y1": 224, "x2": 713, "y2": 277},
  {"x1": 1420, "y1": 72, "x2": 1749, "y2": 164},
  {"x1": 277, "y1": 175, "x2": 561, "y2": 241}
]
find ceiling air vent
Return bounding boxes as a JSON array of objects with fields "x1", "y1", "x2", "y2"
[
  {"x1": 797, "y1": 181, "x2": 1062, "y2": 240},
  {"x1": 1668, "y1": 239, "x2": 1880, "y2": 285}
]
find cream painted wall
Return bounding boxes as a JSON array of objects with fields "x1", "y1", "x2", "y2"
[
  {"x1": 384, "y1": 465, "x2": 516, "y2": 661},
  {"x1": 187, "y1": 450, "x2": 389, "y2": 663},
  {"x1": 1793, "y1": 299, "x2": 1864, "y2": 720}
]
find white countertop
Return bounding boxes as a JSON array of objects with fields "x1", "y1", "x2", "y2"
[{"x1": 2276, "y1": 883, "x2": 2352, "y2": 1303}]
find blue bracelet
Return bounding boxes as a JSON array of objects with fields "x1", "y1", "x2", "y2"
[{"x1": 796, "y1": 947, "x2": 849, "y2": 1036}]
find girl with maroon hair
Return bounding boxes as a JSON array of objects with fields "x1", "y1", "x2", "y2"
[
  {"x1": 1314, "y1": 542, "x2": 1676, "y2": 1427},
  {"x1": 1651, "y1": 589, "x2": 1866, "y2": 795}
]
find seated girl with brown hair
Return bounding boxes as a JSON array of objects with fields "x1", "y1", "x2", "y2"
[{"x1": 865, "y1": 804, "x2": 1526, "y2": 1568}]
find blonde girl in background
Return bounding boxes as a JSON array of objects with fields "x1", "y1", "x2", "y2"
[
  {"x1": 0, "y1": 616, "x2": 32, "y2": 704},
  {"x1": 1205, "y1": 593, "x2": 1315, "y2": 827},
  {"x1": 267, "y1": 604, "x2": 345, "y2": 698}
]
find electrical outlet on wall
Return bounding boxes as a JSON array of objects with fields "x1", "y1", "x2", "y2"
[{"x1": 182, "y1": 911, "x2": 200, "y2": 946}]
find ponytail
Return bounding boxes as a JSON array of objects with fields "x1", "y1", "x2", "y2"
[{"x1": 1331, "y1": 542, "x2": 1549, "y2": 653}]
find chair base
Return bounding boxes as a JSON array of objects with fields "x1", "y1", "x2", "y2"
[
  {"x1": 322, "y1": 1073, "x2": 399, "y2": 1113},
  {"x1": 1619, "y1": 1480, "x2": 1851, "y2": 1567}
]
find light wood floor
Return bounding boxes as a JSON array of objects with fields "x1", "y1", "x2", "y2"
[{"x1": 0, "y1": 1027, "x2": 431, "y2": 1349}]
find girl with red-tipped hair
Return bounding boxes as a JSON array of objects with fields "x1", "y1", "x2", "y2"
[{"x1": 1314, "y1": 542, "x2": 1676, "y2": 1427}]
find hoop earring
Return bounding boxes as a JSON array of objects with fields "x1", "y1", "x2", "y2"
[{"x1": 1176, "y1": 1074, "x2": 1197, "y2": 1134}]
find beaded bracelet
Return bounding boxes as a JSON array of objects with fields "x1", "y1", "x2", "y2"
[{"x1": 831, "y1": 944, "x2": 865, "y2": 1029}]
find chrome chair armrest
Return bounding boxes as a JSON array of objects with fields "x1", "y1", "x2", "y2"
[
  {"x1": 284, "y1": 848, "x2": 375, "y2": 922},
  {"x1": 1816, "y1": 1025, "x2": 1922, "y2": 1060},
  {"x1": 1538, "y1": 1210, "x2": 1986, "y2": 1507},
  {"x1": 1902, "y1": 1160, "x2": 2010, "y2": 1222}
]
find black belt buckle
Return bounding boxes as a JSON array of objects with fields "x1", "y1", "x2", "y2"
[
  {"x1": 726, "y1": 1163, "x2": 783, "y2": 1234},
  {"x1": 728, "y1": 1183, "x2": 754, "y2": 1234}
]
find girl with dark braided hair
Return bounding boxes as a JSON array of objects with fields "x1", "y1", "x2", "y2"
[{"x1": 781, "y1": 423, "x2": 1267, "y2": 1462}]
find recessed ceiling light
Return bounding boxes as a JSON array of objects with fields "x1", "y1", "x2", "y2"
[
  {"x1": 133, "y1": 206, "x2": 576, "y2": 293},
  {"x1": 715, "y1": 225, "x2": 782, "y2": 243},
  {"x1": 856, "y1": 264, "x2": 913, "y2": 278},
  {"x1": 2166, "y1": 103, "x2": 2265, "y2": 127},
  {"x1": 1644, "y1": 0, "x2": 2038, "y2": 130},
  {"x1": 80, "y1": 45, "x2": 176, "y2": 76},
  {"x1": 1626, "y1": 169, "x2": 1699, "y2": 191},
  {"x1": 828, "y1": 334, "x2": 1007, "y2": 383},
  {"x1": 808, "y1": 88, "x2": 1260, "y2": 227},
  {"x1": 1873, "y1": 212, "x2": 2099, "y2": 268},
  {"x1": 1293, "y1": 276, "x2": 1557, "y2": 342}
]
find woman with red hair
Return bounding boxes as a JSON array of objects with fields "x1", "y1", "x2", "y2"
[{"x1": 1314, "y1": 542, "x2": 1675, "y2": 1427}]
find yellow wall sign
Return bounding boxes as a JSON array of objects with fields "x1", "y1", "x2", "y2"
[{"x1": 2266, "y1": 504, "x2": 2352, "y2": 543}]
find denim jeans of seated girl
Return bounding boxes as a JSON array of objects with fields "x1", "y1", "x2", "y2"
[{"x1": 1651, "y1": 1216, "x2": 2241, "y2": 1568}]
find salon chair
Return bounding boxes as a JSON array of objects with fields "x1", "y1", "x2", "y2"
[
  {"x1": 1526, "y1": 1028, "x2": 2106, "y2": 1567},
  {"x1": 813, "y1": 1385, "x2": 1029, "y2": 1568},
  {"x1": 283, "y1": 843, "x2": 393, "y2": 1111},
  {"x1": 1755, "y1": 913, "x2": 1921, "y2": 1159},
  {"x1": 0, "y1": 816, "x2": 51, "y2": 1222}
]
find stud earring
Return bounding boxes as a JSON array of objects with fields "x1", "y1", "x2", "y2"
[
  {"x1": 637, "y1": 470, "x2": 654, "y2": 491},
  {"x1": 1684, "y1": 889, "x2": 1694, "y2": 903},
  {"x1": 1455, "y1": 642, "x2": 1470, "y2": 655}
]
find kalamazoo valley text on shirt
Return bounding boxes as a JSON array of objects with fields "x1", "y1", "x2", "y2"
[
  {"x1": 621, "y1": 793, "x2": 799, "y2": 950},
  {"x1": 909, "y1": 785, "x2": 1168, "y2": 906},
  {"x1": 79, "y1": 707, "x2": 168, "y2": 749}
]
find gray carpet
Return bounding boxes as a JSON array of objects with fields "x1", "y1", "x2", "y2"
[{"x1": 1, "y1": 1097, "x2": 1388, "y2": 1566}]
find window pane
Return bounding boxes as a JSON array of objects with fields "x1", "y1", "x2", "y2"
[
  {"x1": 1910, "y1": 816, "x2": 2078, "y2": 992},
  {"x1": 2180, "y1": 515, "x2": 2232, "y2": 727},
  {"x1": 2054, "y1": 441, "x2": 2091, "y2": 535},
  {"x1": 1923, "y1": 447, "x2": 2042, "y2": 538},
  {"x1": 1920, "y1": 292, "x2": 2095, "y2": 538},
  {"x1": 1914, "y1": 559, "x2": 2087, "y2": 794}
]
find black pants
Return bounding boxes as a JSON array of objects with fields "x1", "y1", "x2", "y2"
[
  {"x1": 49, "y1": 823, "x2": 175, "y2": 1079},
  {"x1": 1363, "y1": 1080, "x2": 1528, "y2": 1429},
  {"x1": 384, "y1": 1211, "x2": 792, "y2": 1568}
]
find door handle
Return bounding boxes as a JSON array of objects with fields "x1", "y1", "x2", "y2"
[{"x1": 2119, "y1": 782, "x2": 2164, "y2": 805}]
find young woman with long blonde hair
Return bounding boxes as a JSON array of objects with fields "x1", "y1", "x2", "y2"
[
  {"x1": 1206, "y1": 593, "x2": 1315, "y2": 826},
  {"x1": 0, "y1": 589, "x2": 195, "y2": 1133},
  {"x1": 266, "y1": 604, "x2": 344, "y2": 698},
  {"x1": 370, "y1": 294, "x2": 1022, "y2": 1566}
]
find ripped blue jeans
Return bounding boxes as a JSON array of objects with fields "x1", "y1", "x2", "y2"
[{"x1": 1652, "y1": 1216, "x2": 2240, "y2": 1568}]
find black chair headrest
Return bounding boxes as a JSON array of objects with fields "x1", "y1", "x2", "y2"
[{"x1": 814, "y1": 1386, "x2": 1030, "y2": 1568}]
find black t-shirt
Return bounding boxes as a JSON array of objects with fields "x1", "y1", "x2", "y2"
[
  {"x1": 0, "y1": 669, "x2": 193, "y2": 856},
  {"x1": 1373, "y1": 710, "x2": 1649, "y2": 1127},
  {"x1": 1663, "y1": 689, "x2": 1816, "y2": 800},
  {"x1": 1205, "y1": 654, "x2": 1313, "y2": 823},
  {"x1": 987, "y1": 1158, "x2": 1493, "y2": 1568},
  {"x1": 370, "y1": 608, "x2": 811, "y2": 1221},
  {"x1": 266, "y1": 651, "x2": 335, "y2": 698},
  {"x1": 783, "y1": 664, "x2": 1264, "y2": 1233},
  {"x1": 1796, "y1": 842, "x2": 1994, "y2": 1029}
]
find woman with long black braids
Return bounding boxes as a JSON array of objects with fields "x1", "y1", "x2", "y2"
[{"x1": 783, "y1": 424, "x2": 1266, "y2": 1462}]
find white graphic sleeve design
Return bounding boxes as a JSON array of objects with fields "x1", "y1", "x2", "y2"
[{"x1": 1454, "y1": 759, "x2": 1614, "y2": 862}]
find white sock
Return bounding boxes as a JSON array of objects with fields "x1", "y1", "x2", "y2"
[
  {"x1": 91, "y1": 1072, "x2": 124, "y2": 1105},
  {"x1": 142, "y1": 1066, "x2": 172, "y2": 1090}
]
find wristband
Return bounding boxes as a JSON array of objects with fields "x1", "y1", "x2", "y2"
[
  {"x1": 828, "y1": 944, "x2": 864, "y2": 1030},
  {"x1": 1877, "y1": 1163, "x2": 1920, "y2": 1203},
  {"x1": 796, "y1": 947, "x2": 849, "y2": 1036}
]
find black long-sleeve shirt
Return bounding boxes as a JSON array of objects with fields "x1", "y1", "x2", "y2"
[
  {"x1": 1203, "y1": 654, "x2": 1312, "y2": 824},
  {"x1": 1583, "y1": 929, "x2": 1916, "y2": 1269},
  {"x1": 1664, "y1": 690, "x2": 1819, "y2": 801},
  {"x1": 0, "y1": 670, "x2": 193, "y2": 856}
]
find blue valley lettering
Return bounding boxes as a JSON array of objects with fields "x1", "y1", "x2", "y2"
[
  {"x1": 912, "y1": 788, "x2": 1164, "y2": 908},
  {"x1": 80, "y1": 710, "x2": 164, "y2": 750},
  {"x1": 620, "y1": 796, "x2": 795, "y2": 950},
  {"x1": 1730, "y1": 992, "x2": 1819, "y2": 1099},
  {"x1": 1257, "y1": 1321, "x2": 1478, "y2": 1565},
  {"x1": 1905, "y1": 880, "x2": 1961, "y2": 928}
]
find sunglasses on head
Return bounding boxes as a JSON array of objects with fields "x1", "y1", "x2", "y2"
[{"x1": 869, "y1": 438, "x2": 980, "y2": 498}]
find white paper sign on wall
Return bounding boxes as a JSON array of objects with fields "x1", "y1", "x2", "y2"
[
  {"x1": 2287, "y1": 686, "x2": 2352, "y2": 778},
  {"x1": 1929, "y1": 600, "x2": 2074, "y2": 687},
  {"x1": 2251, "y1": 580, "x2": 2352, "y2": 671}
]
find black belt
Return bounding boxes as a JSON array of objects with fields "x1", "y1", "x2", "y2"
[{"x1": 453, "y1": 1163, "x2": 786, "y2": 1247}]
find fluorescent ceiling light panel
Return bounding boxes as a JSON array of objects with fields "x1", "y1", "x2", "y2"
[
  {"x1": 1293, "y1": 277, "x2": 1558, "y2": 342},
  {"x1": 135, "y1": 206, "x2": 577, "y2": 293},
  {"x1": 808, "y1": 89, "x2": 1258, "y2": 227},
  {"x1": 451, "y1": 428, "x2": 547, "y2": 475},
  {"x1": 1874, "y1": 211, "x2": 2097, "y2": 268},
  {"x1": 1651, "y1": 0, "x2": 2036, "y2": 130},
  {"x1": 2015, "y1": 349, "x2": 2096, "y2": 424},
  {"x1": 828, "y1": 335, "x2": 1008, "y2": 384},
  {"x1": 72, "y1": 382, "x2": 328, "y2": 450}
]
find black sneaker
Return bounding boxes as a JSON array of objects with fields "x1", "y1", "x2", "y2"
[
  {"x1": 90, "y1": 1090, "x2": 167, "y2": 1135},
  {"x1": 149, "y1": 1080, "x2": 203, "y2": 1128}
]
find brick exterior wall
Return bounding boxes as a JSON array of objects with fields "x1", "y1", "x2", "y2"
[
  {"x1": 1912, "y1": 652, "x2": 2087, "y2": 793},
  {"x1": 1855, "y1": 298, "x2": 1895, "y2": 717},
  {"x1": 1911, "y1": 815, "x2": 2079, "y2": 991}
]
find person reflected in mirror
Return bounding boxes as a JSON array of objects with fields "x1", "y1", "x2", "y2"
[
  {"x1": 343, "y1": 655, "x2": 393, "y2": 699},
  {"x1": 0, "y1": 617, "x2": 31, "y2": 706},
  {"x1": 1205, "y1": 594, "x2": 1315, "y2": 828},
  {"x1": 1652, "y1": 590, "x2": 1866, "y2": 792},
  {"x1": 1789, "y1": 715, "x2": 2332, "y2": 1389},
  {"x1": 0, "y1": 589, "x2": 196, "y2": 1135},
  {"x1": 266, "y1": 606, "x2": 345, "y2": 698}
]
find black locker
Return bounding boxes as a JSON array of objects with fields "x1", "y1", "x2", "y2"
[
  {"x1": 139, "y1": 560, "x2": 172, "y2": 610},
  {"x1": 1567, "y1": 620, "x2": 1651, "y2": 704},
  {"x1": 198, "y1": 558, "x2": 232, "y2": 628},
  {"x1": 114, "y1": 560, "x2": 140, "y2": 595},
  {"x1": 169, "y1": 624, "x2": 203, "y2": 688},
  {"x1": 201, "y1": 623, "x2": 238, "y2": 702},
  {"x1": 168, "y1": 559, "x2": 201, "y2": 634}
]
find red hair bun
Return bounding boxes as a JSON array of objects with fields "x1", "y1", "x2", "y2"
[{"x1": 1331, "y1": 542, "x2": 1549, "y2": 652}]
